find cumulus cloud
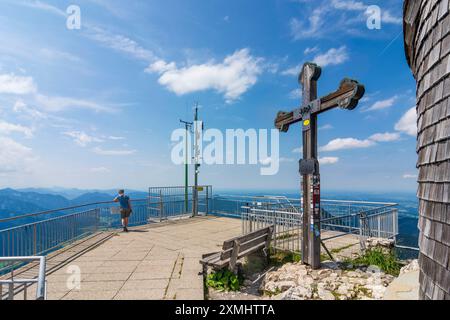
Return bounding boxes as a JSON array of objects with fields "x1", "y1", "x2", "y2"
[
  {"x1": 365, "y1": 96, "x2": 398, "y2": 112},
  {"x1": 0, "y1": 74, "x2": 37, "y2": 95},
  {"x1": 319, "y1": 157, "x2": 339, "y2": 165},
  {"x1": 63, "y1": 131, "x2": 103, "y2": 147},
  {"x1": 146, "y1": 49, "x2": 263, "y2": 103},
  {"x1": 93, "y1": 147, "x2": 136, "y2": 156},
  {"x1": 320, "y1": 138, "x2": 375, "y2": 152},
  {"x1": 313, "y1": 46, "x2": 349, "y2": 67},
  {"x1": 369, "y1": 132, "x2": 400, "y2": 142},
  {"x1": 395, "y1": 107, "x2": 417, "y2": 137},
  {"x1": 0, "y1": 136, "x2": 35, "y2": 173}
]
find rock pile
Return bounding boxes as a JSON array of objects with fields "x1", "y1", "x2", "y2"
[
  {"x1": 261, "y1": 261, "x2": 396, "y2": 300},
  {"x1": 364, "y1": 238, "x2": 395, "y2": 254}
]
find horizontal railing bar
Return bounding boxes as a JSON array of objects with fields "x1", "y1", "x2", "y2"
[
  {"x1": 216, "y1": 194, "x2": 397, "y2": 206},
  {"x1": 395, "y1": 245, "x2": 420, "y2": 251},
  {"x1": 0, "y1": 279, "x2": 39, "y2": 284},
  {"x1": 0, "y1": 198, "x2": 151, "y2": 224}
]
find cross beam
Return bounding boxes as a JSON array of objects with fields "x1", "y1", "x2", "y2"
[{"x1": 275, "y1": 62, "x2": 365, "y2": 269}]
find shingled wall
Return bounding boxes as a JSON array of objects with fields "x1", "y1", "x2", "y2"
[{"x1": 404, "y1": 0, "x2": 450, "y2": 300}]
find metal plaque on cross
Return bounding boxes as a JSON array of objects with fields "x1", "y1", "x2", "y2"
[{"x1": 275, "y1": 62, "x2": 365, "y2": 269}]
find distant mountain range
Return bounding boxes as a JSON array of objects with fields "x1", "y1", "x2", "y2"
[{"x1": 0, "y1": 188, "x2": 148, "y2": 218}]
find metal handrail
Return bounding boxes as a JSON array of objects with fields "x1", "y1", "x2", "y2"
[
  {"x1": 0, "y1": 256, "x2": 46, "y2": 300},
  {"x1": 0, "y1": 198, "x2": 150, "y2": 224}
]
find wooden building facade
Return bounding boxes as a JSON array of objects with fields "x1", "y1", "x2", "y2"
[{"x1": 404, "y1": 0, "x2": 450, "y2": 299}]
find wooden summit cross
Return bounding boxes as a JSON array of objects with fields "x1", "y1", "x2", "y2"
[{"x1": 275, "y1": 62, "x2": 365, "y2": 269}]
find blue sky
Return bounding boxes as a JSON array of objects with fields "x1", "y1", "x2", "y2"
[{"x1": 0, "y1": 0, "x2": 418, "y2": 192}]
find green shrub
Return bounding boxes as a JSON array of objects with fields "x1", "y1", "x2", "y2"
[
  {"x1": 345, "y1": 248, "x2": 402, "y2": 276},
  {"x1": 206, "y1": 269, "x2": 242, "y2": 292},
  {"x1": 269, "y1": 248, "x2": 301, "y2": 267}
]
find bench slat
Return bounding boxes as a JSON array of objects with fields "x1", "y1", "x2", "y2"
[
  {"x1": 220, "y1": 233, "x2": 270, "y2": 260},
  {"x1": 200, "y1": 225, "x2": 274, "y2": 271},
  {"x1": 222, "y1": 227, "x2": 273, "y2": 250}
]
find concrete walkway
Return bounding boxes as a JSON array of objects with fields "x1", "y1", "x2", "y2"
[
  {"x1": 384, "y1": 271, "x2": 420, "y2": 300},
  {"x1": 11, "y1": 216, "x2": 365, "y2": 300},
  {"x1": 45, "y1": 216, "x2": 241, "y2": 300}
]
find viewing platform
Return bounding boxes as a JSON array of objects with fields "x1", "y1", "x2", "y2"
[{"x1": 0, "y1": 187, "x2": 400, "y2": 300}]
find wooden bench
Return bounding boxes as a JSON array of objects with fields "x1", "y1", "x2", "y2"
[{"x1": 200, "y1": 226, "x2": 274, "y2": 273}]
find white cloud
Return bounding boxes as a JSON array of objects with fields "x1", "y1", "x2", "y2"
[
  {"x1": 290, "y1": 7, "x2": 326, "y2": 39},
  {"x1": 290, "y1": 1, "x2": 402, "y2": 40},
  {"x1": 281, "y1": 64, "x2": 302, "y2": 76},
  {"x1": 319, "y1": 157, "x2": 339, "y2": 165},
  {"x1": 35, "y1": 94, "x2": 112, "y2": 113},
  {"x1": 395, "y1": 107, "x2": 417, "y2": 137},
  {"x1": 86, "y1": 26, "x2": 156, "y2": 62},
  {"x1": 320, "y1": 138, "x2": 375, "y2": 152},
  {"x1": 403, "y1": 174, "x2": 418, "y2": 179},
  {"x1": 63, "y1": 131, "x2": 103, "y2": 147},
  {"x1": 0, "y1": 136, "x2": 35, "y2": 173},
  {"x1": 146, "y1": 49, "x2": 263, "y2": 102},
  {"x1": 0, "y1": 121, "x2": 33, "y2": 138},
  {"x1": 313, "y1": 46, "x2": 349, "y2": 67},
  {"x1": 0, "y1": 74, "x2": 37, "y2": 95},
  {"x1": 366, "y1": 96, "x2": 398, "y2": 112},
  {"x1": 293, "y1": 147, "x2": 303, "y2": 154},
  {"x1": 13, "y1": 0, "x2": 66, "y2": 16},
  {"x1": 382, "y1": 11, "x2": 402, "y2": 25},
  {"x1": 13, "y1": 100, "x2": 47, "y2": 119},
  {"x1": 93, "y1": 147, "x2": 136, "y2": 156},
  {"x1": 39, "y1": 48, "x2": 81, "y2": 63},
  {"x1": 108, "y1": 136, "x2": 126, "y2": 141},
  {"x1": 369, "y1": 132, "x2": 400, "y2": 142},
  {"x1": 289, "y1": 88, "x2": 302, "y2": 100},
  {"x1": 319, "y1": 124, "x2": 333, "y2": 131},
  {"x1": 304, "y1": 46, "x2": 319, "y2": 55},
  {"x1": 331, "y1": 0, "x2": 367, "y2": 11}
]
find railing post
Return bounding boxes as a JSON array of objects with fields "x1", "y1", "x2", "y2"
[
  {"x1": 33, "y1": 225, "x2": 37, "y2": 256},
  {"x1": 377, "y1": 215, "x2": 381, "y2": 238},
  {"x1": 159, "y1": 190, "x2": 163, "y2": 222}
]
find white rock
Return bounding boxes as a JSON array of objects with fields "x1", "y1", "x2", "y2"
[
  {"x1": 400, "y1": 260, "x2": 419, "y2": 275},
  {"x1": 318, "y1": 288, "x2": 336, "y2": 300}
]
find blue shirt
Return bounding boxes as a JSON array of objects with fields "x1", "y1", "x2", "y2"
[{"x1": 116, "y1": 195, "x2": 130, "y2": 209}]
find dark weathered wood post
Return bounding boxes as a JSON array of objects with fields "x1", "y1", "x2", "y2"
[
  {"x1": 275, "y1": 62, "x2": 365, "y2": 269},
  {"x1": 300, "y1": 63, "x2": 322, "y2": 268}
]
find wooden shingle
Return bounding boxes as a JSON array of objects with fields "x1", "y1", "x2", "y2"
[{"x1": 404, "y1": 0, "x2": 450, "y2": 300}]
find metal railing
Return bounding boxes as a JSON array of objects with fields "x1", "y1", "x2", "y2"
[
  {"x1": 239, "y1": 196, "x2": 399, "y2": 253},
  {"x1": 149, "y1": 186, "x2": 212, "y2": 219},
  {"x1": 0, "y1": 256, "x2": 46, "y2": 300},
  {"x1": 0, "y1": 187, "x2": 213, "y2": 263},
  {"x1": 242, "y1": 206, "x2": 302, "y2": 252}
]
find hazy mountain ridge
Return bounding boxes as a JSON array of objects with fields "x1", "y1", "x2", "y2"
[{"x1": 0, "y1": 188, "x2": 148, "y2": 218}]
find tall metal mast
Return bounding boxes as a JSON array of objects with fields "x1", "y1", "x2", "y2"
[
  {"x1": 180, "y1": 119, "x2": 193, "y2": 214},
  {"x1": 193, "y1": 103, "x2": 200, "y2": 217}
]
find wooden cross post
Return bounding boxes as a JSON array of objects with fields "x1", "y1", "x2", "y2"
[{"x1": 275, "y1": 62, "x2": 365, "y2": 269}]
